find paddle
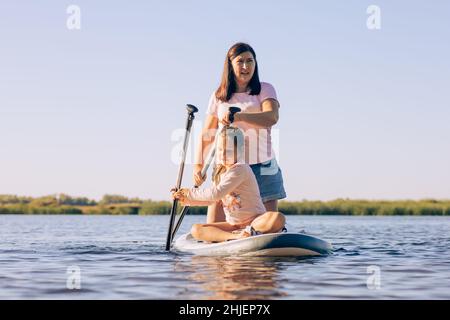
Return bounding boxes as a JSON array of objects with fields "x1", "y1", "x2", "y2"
[
  {"x1": 165, "y1": 104, "x2": 198, "y2": 251},
  {"x1": 170, "y1": 107, "x2": 241, "y2": 243}
]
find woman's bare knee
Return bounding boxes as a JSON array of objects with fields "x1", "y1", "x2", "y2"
[
  {"x1": 272, "y1": 211, "x2": 286, "y2": 232},
  {"x1": 252, "y1": 211, "x2": 285, "y2": 234},
  {"x1": 190, "y1": 223, "x2": 203, "y2": 240},
  {"x1": 265, "y1": 211, "x2": 285, "y2": 232}
]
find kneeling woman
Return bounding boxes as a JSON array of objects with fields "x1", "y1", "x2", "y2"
[{"x1": 172, "y1": 125, "x2": 285, "y2": 242}]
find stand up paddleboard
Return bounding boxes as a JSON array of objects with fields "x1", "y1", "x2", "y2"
[{"x1": 174, "y1": 232, "x2": 333, "y2": 257}]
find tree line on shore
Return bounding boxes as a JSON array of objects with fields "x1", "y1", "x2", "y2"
[{"x1": 1, "y1": 194, "x2": 450, "y2": 215}]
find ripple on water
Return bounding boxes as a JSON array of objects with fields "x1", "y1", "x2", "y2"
[{"x1": 1, "y1": 215, "x2": 450, "y2": 299}]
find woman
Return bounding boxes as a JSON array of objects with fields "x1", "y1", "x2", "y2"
[{"x1": 194, "y1": 42, "x2": 286, "y2": 223}]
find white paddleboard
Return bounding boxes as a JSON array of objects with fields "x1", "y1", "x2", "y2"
[{"x1": 173, "y1": 232, "x2": 333, "y2": 257}]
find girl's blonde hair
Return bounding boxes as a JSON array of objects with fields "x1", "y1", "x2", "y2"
[
  {"x1": 212, "y1": 164, "x2": 227, "y2": 186},
  {"x1": 212, "y1": 126, "x2": 245, "y2": 185}
]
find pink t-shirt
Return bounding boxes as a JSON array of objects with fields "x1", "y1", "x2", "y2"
[
  {"x1": 183, "y1": 164, "x2": 266, "y2": 226},
  {"x1": 206, "y1": 82, "x2": 278, "y2": 165}
]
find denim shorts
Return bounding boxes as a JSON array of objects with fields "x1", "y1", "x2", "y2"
[{"x1": 250, "y1": 158, "x2": 287, "y2": 203}]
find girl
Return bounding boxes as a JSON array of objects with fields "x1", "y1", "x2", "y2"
[{"x1": 173, "y1": 125, "x2": 285, "y2": 242}]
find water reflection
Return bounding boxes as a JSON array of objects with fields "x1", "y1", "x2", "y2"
[{"x1": 174, "y1": 255, "x2": 292, "y2": 299}]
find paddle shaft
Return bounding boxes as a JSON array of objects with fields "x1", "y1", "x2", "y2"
[{"x1": 165, "y1": 105, "x2": 198, "y2": 251}]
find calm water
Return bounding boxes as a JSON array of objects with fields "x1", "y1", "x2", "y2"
[{"x1": 0, "y1": 215, "x2": 449, "y2": 299}]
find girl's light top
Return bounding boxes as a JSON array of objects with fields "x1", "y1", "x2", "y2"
[{"x1": 183, "y1": 164, "x2": 266, "y2": 225}]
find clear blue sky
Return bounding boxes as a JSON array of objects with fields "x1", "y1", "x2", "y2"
[{"x1": 1, "y1": 0, "x2": 449, "y2": 201}]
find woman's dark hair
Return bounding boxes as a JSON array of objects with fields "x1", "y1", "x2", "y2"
[{"x1": 215, "y1": 42, "x2": 261, "y2": 102}]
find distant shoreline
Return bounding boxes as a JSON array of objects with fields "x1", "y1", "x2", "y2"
[{"x1": 1, "y1": 194, "x2": 449, "y2": 215}]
